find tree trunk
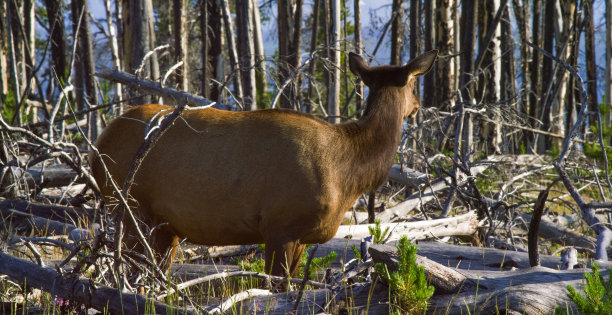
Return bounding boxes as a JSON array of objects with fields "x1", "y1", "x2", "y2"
[
  {"x1": 277, "y1": 0, "x2": 296, "y2": 109},
  {"x1": 200, "y1": 0, "x2": 209, "y2": 98},
  {"x1": 205, "y1": 0, "x2": 222, "y2": 102},
  {"x1": 607, "y1": 0, "x2": 612, "y2": 132},
  {"x1": 236, "y1": 0, "x2": 257, "y2": 110},
  {"x1": 390, "y1": 0, "x2": 403, "y2": 66},
  {"x1": 252, "y1": 0, "x2": 267, "y2": 106},
  {"x1": 353, "y1": 0, "x2": 363, "y2": 113},
  {"x1": 584, "y1": 0, "x2": 598, "y2": 139},
  {"x1": 552, "y1": 1, "x2": 576, "y2": 149},
  {"x1": 565, "y1": 0, "x2": 581, "y2": 140},
  {"x1": 8, "y1": 0, "x2": 24, "y2": 124},
  {"x1": 327, "y1": 0, "x2": 340, "y2": 123},
  {"x1": 460, "y1": 0, "x2": 477, "y2": 159},
  {"x1": 71, "y1": 0, "x2": 99, "y2": 140},
  {"x1": 306, "y1": 0, "x2": 320, "y2": 114},
  {"x1": 435, "y1": 0, "x2": 455, "y2": 110},
  {"x1": 511, "y1": 0, "x2": 531, "y2": 152},
  {"x1": 528, "y1": 0, "x2": 542, "y2": 153},
  {"x1": 422, "y1": 0, "x2": 435, "y2": 108},
  {"x1": 220, "y1": 0, "x2": 243, "y2": 108},
  {"x1": 476, "y1": 0, "x2": 502, "y2": 155},
  {"x1": 0, "y1": 0, "x2": 7, "y2": 99},
  {"x1": 536, "y1": 0, "x2": 555, "y2": 153},
  {"x1": 44, "y1": 0, "x2": 68, "y2": 86},
  {"x1": 500, "y1": 4, "x2": 517, "y2": 153},
  {"x1": 121, "y1": 0, "x2": 151, "y2": 105},
  {"x1": 104, "y1": 0, "x2": 123, "y2": 112},
  {"x1": 172, "y1": 0, "x2": 188, "y2": 91}
]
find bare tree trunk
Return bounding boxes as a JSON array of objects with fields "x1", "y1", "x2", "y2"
[
  {"x1": 390, "y1": 0, "x2": 403, "y2": 66},
  {"x1": 236, "y1": 0, "x2": 257, "y2": 110},
  {"x1": 460, "y1": 0, "x2": 477, "y2": 159},
  {"x1": 409, "y1": 0, "x2": 420, "y2": 62},
  {"x1": 252, "y1": 0, "x2": 267, "y2": 105},
  {"x1": 354, "y1": 0, "x2": 363, "y2": 113},
  {"x1": 306, "y1": 0, "x2": 320, "y2": 114},
  {"x1": 607, "y1": 0, "x2": 612, "y2": 130},
  {"x1": 0, "y1": 0, "x2": 7, "y2": 99},
  {"x1": 145, "y1": 0, "x2": 159, "y2": 83},
  {"x1": 172, "y1": 0, "x2": 188, "y2": 91},
  {"x1": 422, "y1": 0, "x2": 435, "y2": 109},
  {"x1": 220, "y1": 0, "x2": 243, "y2": 108},
  {"x1": 536, "y1": 0, "x2": 555, "y2": 152},
  {"x1": 8, "y1": 0, "x2": 23, "y2": 124},
  {"x1": 206, "y1": 0, "x2": 222, "y2": 102},
  {"x1": 565, "y1": 0, "x2": 581, "y2": 139},
  {"x1": 122, "y1": 0, "x2": 152, "y2": 105},
  {"x1": 512, "y1": 0, "x2": 530, "y2": 152},
  {"x1": 500, "y1": 4, "x2": 516, "y2": 153},
  {"x1": 584, "y1": 0, "x2": 598, "y2": 139},
  {"x1": 476, "y1": 0, "x2": 502, "y2": 155},
  {"x1": 200, "y1": 0, "x2": 209, "y2": 98},
  {"x1": 328, "y1": 0, "x2": 340, "y2": 123},
  {"x1": 104, "y1": 0, "x2": 123, "y2": 112},
  {"x1": 44, "y1": 0, "x2": 69, "y2": 84},
  {"x1": 435, "y1": 0, "x2": 454, "y2": 110},
  {"x1": 528, "y1": 0, "x2": 542, "y2": 153},
  {"x1": 552, "y1": 1, "x2": 576, "y2": 149},
  {"x1": 71, "y1": 0, "x2": 99, "y2": 140}
]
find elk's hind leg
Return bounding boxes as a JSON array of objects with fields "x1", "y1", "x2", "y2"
[{"x1": 265, "y1": 239, "x2": 305, "y2": 277}]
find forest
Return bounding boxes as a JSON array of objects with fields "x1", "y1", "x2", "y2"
[{"x1": 1, "y1": 0, "x2": 612, "y2": 313}]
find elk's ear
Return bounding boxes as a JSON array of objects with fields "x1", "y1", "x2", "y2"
[
  {"x1": 404, "y1": 49, "x2": 439, "y2": 76},
  {"x1": 348, "y1": 52, "x2": 370, "y2": 78}
]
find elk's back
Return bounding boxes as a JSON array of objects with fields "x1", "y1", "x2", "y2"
[{"x1": 90, "y1": 104, "x2": 350, "y2": 246}]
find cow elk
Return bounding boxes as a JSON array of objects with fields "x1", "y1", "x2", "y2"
[{"x1": 89, "y1": 50, "x2": 438, "y2": 279}]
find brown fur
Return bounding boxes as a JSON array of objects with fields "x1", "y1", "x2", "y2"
[{"x1": 89, "y1": 51, "x2": 438, "y2": 277}]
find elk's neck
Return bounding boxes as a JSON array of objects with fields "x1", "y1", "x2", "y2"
[{"x1": 338, "y1": 87, "x2": 405, "y2": 196}]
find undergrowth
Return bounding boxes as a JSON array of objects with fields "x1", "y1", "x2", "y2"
[
  {"x1": 556, "y1": 263, "x2": 612, "y2": 315},
  {"x1": 375, "y1": 236, "x2": 434, "y2": 314}
]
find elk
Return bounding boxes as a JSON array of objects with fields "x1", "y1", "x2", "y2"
[{"x1": 89, "y1": 50, "x2": 438, "y2": 278}]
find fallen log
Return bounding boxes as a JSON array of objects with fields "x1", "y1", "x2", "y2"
[
  {"x1": 387, "y1": 164, "x2": 430, "y2": 188},
  {"x1": 335, "y1": 211, "x2": 479, "y2": 241},
  {"x1": 0, "y1": 199, "x2": 94, "y2": 224},
  {"x1": 0, "y1": 252, "x2": 193, "y2": 314},
  {"x1": 377, "y1": 164, "x2": 490, "y2": 222},
  {"x1": 3, "y1": 165, "x2": 85, "y2": 190},
  {"x1": 367, "y1": 243, "x2": 606, "y2": 314},
  {"x1": 368, "y1": 244, "x2": 471, "y2": 294}
]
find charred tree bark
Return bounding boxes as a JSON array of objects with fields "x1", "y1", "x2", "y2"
[
  {"x1": 205, "y1": 0, "x2": 222, "y2": 102},
  {"x1": 422, "y1": 0, "x2": 435, "y2": 108},
  {"x1": 44, "y1": 0, "x2": 68, "y2": 83},
  {"x1": 390, "y1": 0, "x2": 403, "y2": 66},
  {"x1": 71, "y1": 0, "x2": 99, "y2": 140},
  {"x1": 328, "y1": 0, "x2": 340, "y2": 123},
  {"x1": 236, "y1": 0, "x2": 257, "y2": 110},
  {"x1": 252, "y1": 0, "x2": 267, "y2": 105},
  {"x1": 121, "y1": 0, "x2": 152, "y2": 105},
  {"x1": 435, "y1": 0, "x2": 455, "y2": 110},
  {"x1": 220, "y1": 0, "x2": 243, "y2": 108},
  {"x1": 172, "y1": 0, "x2": 188, "y2": 91},
  {"x1": 460, "y1": 0, "x2": 477, "y2": 160},
  {"x1": 306, "y1": 0, "x2": 320, "y2": 114},
  {"x1": 353, "y1": 0, "x2": 363, "y2": 113},
  {"x1": 537, "y1": 0, "x2": 556, "y2": 152},
  {"x1": 511, "y1": 0, "x2": 531, "y2": 151},
  {"x1": 528, "y1": 0, "x2": 542, "y2": 153},
  {"x1": 0, "y1": 0, "x2": 7, "y2": 98},
  {"x1": 584, "y1": 0, "x2": 598, "y2": 136}
]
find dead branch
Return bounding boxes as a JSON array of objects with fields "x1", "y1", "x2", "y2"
[
  {"x1": 335, "y1": 211, "x2": 479, "y2": 241},
  {"x1": 0, "y1": 252, "x2": 194, "y2": 314},
  {"x1": 95, "y1": 67, "x2": 215, "y2": 107}
]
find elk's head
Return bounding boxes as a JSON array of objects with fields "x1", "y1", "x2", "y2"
[{"x1": 348, "y1": 50, "x2": 438, "y2": 119}]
